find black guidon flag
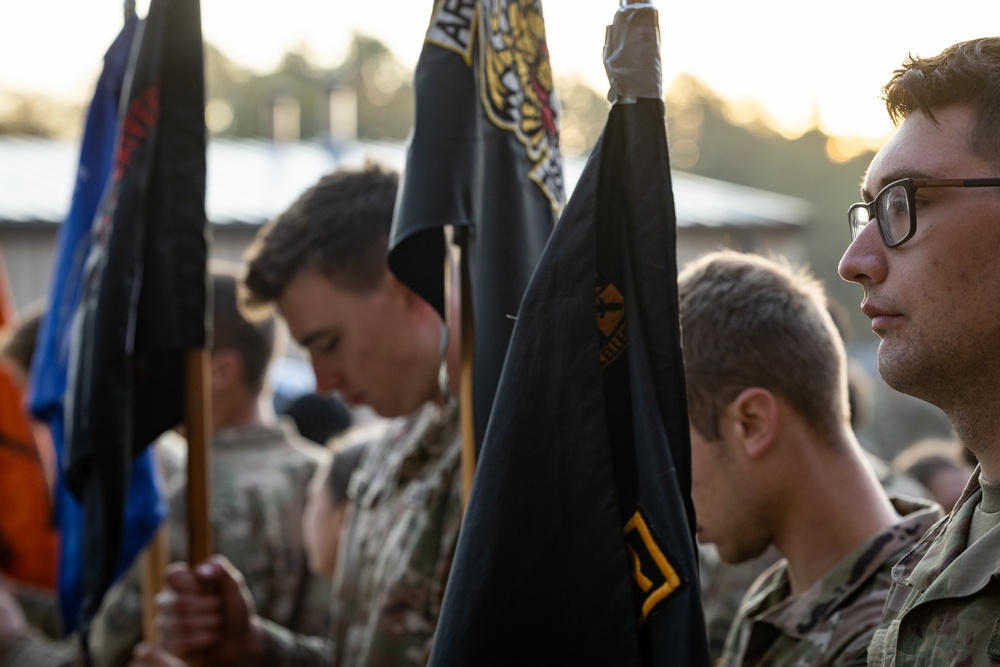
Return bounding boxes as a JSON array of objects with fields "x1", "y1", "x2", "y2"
[
  {"x1": 428, "y1": 3, "x2": 710, "y2": 665},
  {"x1": 65, "y1": 0, "x2": 208, "y2": 659},
  {"x1": 388, "y1": 0, "x2": 564, "y2": 451}
]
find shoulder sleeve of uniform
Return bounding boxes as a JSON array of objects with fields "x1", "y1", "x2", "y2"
[
  {"x1": 827, "y1": 589, "x2": 889, "y2": 665},
  {"x1": 0, "y1": 632, "x2": 77, "y2": 667},
  {"x1": 260, "y1": 617, "x2": 336, "y2": 667},
  {"x1": 87, "y1": 561, "x2": 143, "y2": 667}
]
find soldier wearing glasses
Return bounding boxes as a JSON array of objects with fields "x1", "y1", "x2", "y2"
[{"x1": 839, "y1": 38, "x2": 1000, "y2": 667}]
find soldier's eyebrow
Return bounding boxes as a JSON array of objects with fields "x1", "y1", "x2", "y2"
[
  {"x1": 300, "y1": 329, "x2": 334, "y2": 349},
  {"x1": 865, "y1": 169, "x2": 938, "y2": 200}
]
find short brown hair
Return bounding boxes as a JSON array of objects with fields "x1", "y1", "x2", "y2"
[
  {"x1": 679, "y1": 250, "x2": 848, "y2": 440},
  {"x1": 240, "y1": 163, "x2": 399, "y2": 318},
  {"x1": 0, "y1": 301, "x2": 44, "y2": 379},
  {"x1": 882, "y1": 38, "x2": 1000, "y2": 170},
  {"x1": 212, "y1": 264, "x2": 275, "y2": 395}
]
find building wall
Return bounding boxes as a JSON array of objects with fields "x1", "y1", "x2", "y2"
[
  {"x1": 0, "y1": 224, "x2": 263, "y2": 313},
  {"x1": 1, "y1": 223, "x2": 805, "y2": 314},
  {"x1": 1, "y1": 226, "x2": 57, "y2": 312},
  {"x1": 678, "y1": 226, "x2": 805, "y2": 270}
]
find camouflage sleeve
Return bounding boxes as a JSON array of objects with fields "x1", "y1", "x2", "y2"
[
  {"x1": 0, "y1": 631, "x2": 78, "y2": 667},
  {"x1": 835, "y1": 655, "x2": 869, "y2": 667},
  {"x1": 12, "y1": 585, "x2": 61, "y2": 639},
  {"x1": 87, "y1": 561, "x2": 144, "y2": 667},
  {"x1": 426, "y1": 471, "x2": 464, "y2": 641},
  {"x1": 824, "y1": 581, "x2": 892, "y2": 666},
  {"x1": 259, "y1": 618, "x2": 335, "y2": 667}
]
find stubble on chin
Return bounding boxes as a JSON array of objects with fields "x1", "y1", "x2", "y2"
[
  {"x1": 876, "y1": 332, "x2": 961, "y2": 408},
  {"x1": 876, "y1": 337, "x2": 919, "y2": 396}
]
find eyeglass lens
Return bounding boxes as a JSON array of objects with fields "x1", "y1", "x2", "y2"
[{"x1": 878, "y1": 184, "x2": 910, "y2": 245}]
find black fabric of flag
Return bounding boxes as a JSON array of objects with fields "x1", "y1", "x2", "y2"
[
  {"x1": 388, "y1": 0, "x2": 563, "y2": 449},
  {"x1": 65, "y1": 0, "x2": 208, "y2": 657},
  {"x1": 428, "y1": 4, "x2": 710, "y2": 664},
  {"x1": 28, "y1": 12, "x2": 166, "y2": 636}
]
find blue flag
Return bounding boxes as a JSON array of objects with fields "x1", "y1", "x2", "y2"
[
  {"x1": 428, "y1": 4, "x2": 710, "y2": 665},
  {"x1": 64, "y1": 0, "x2": 209, "y2": 657},
  {"x1": 27, "y1": 10, "x2": 164, "y2": 636}
]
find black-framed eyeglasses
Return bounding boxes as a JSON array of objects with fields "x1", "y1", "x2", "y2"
[{"x1": 848, "y1": 177, "x2": 1000, "y2": 247}]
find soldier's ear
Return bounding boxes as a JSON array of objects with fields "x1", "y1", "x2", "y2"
[
  {"x1": 210, "y1": 348, "x2": 243, "y2": 392},
  {"x1": 727, "y1": 387, "x2": 777, "y2": 460}
]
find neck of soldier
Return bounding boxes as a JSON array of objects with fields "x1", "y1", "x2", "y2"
[
  {"x1": 904, "y1": 363, "x2": 1000, "y2": 482},
  {"x1": 942, "y1": 408, "x2": 1000, "y2": 483},
  {"x1": 768, "y1": 423, "x2": 900, "y2": 597},
  {"x1": 212, "y1": 384, "x2": 268, "y2": 432}
]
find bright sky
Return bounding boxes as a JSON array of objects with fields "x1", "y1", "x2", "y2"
[{"x1": 1, "y1": 0, "x2": 997, "y2": 144}]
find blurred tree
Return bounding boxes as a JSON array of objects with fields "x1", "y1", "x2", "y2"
[
  {"x1": 556, "y1": 76, "x2": 607, "y2": 156},
  {"x1": 203, "y1": 42, "x2": 259, "y2": 137},
  {"x1": 341, "y1": 34, "x2": 414, "y2": 141},
  {"x1": 202, "y1": 33, "x2": 414, "y2": 142},
  {"x1": 1, "y1": 32, "x2": 598, "y2": 149},
  {"x1": 0, "y1": 92, "x2": 83, "y2": 137},
  {"x1": 663, "y1": 74, "x2": 874, "y2": 338}
]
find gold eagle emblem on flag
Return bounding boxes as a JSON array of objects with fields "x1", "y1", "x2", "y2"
[
  {"x1": 480, "y1": 0, "x2": 564, "y2": 212},
  {"x1": 424, "y1": 0, "x2": 564, "y2": 212}
]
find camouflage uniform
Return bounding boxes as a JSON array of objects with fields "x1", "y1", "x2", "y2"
[
  {"x1": 261, "y1": 401, "x2": 462, "y2": 667},
  {"x1": 721, "y1": 498, "x2": 940, "y2": 667},
  {"x1": 0, "y1": 421, "x2": 331, "y2": 667},
  {"x1": 0, "y1": 633, "x2": 76, "y2": 667},
  {"x1": 700, "y1": 544, "x2": 783, "y2": 663},
  {"x1": 867, "y1": 469, "x2": 1000, "y2": 666},
  {"x1": 701, "y1": 453, "x2": 932, "y2": 665}
]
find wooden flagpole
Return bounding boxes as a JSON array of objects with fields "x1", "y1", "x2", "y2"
[
  {"x1": 184, "y1": 348, "x2": 213, "y2": 565},
  {"x1": 459, "y1": 242, "x2": 476, "y2": 511},
  {"x1": 139, "y1": 497, "x2": 167, "y2": 643},
  {"x1": 184, "y1": 348, "x2": 212, "y2": 667},
  {"x1": 136, "y1": 348, "x2": 210, "y2": 666}
]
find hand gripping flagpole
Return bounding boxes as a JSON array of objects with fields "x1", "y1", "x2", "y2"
[{"x1": 140, "y1": 368, "x2": 214, "y2": 649}]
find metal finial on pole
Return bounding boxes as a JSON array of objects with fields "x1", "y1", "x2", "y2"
[{"x1": 604, "y1": 0, "x2": 662, "y2": 104}]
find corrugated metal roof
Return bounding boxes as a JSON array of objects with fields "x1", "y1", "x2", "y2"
[
  {"x1": 0, "y1": 136, "x2": 811, "y2": 228},
  {"x1": 0, "y1": 137, "x2": 81, "y2": 224},
  {"x1": 672, "y1": 170, "x2": 813, "y2": 228}
]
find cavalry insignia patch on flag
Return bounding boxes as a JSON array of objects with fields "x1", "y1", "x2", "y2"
[
  {"x1": 625, "y1": 510, "x2": 681, "y2": 622},
  {"x1": 597, "y1": 282, "x2": 626, "y2": 368}
]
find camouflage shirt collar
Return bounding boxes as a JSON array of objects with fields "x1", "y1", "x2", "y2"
[
  {"x1": 896, "y1": 468, "x2": 1000, "y2": 600},
  {"x1": 394, "y1": 401, "x2": 460, "y2": 482},
  {"x1": 743, "y1": 497, "x2": 941, "y2": 638},
  {"x1": 212, "y1": 421, "x2": 293, "y2": 450},
  {"x1": 349, "y1": 401, "x2": 461, "y2": 507}
]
